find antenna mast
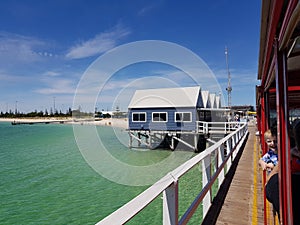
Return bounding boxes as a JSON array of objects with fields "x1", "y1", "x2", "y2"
[{"x1": 225, "y1": 47, "x2": 232, "y2": 109}]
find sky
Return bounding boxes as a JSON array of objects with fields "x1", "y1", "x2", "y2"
[{"x1": 0, "y1": 0, "x2": 261, "y2": 114}]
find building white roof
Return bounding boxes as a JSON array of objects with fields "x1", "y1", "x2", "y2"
[
  {"x1": 201, "y1": 91, "x2": 210, "y2": 108},
  {"x1": 209, "y1": 93, "x2": 216, "y2": 108},
  {"x1": 128, "y1": 86, "x2": 201, "y2": 109},
  {"x1": 215, "y1": 95, "x2": 221, "y2": 108}
]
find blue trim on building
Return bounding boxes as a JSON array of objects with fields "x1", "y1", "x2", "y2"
[{"x1": 128, "y1": 107, "x2": 197, "y2": 131}]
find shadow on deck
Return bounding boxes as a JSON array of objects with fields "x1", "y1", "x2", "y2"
[{"x1": 202, "y1": 126, "x2": 265, "y2": 225}]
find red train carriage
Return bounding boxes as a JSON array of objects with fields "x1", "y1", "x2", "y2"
[{"x1": 257, "y1": 0, "x2": 300, "y2": 224}]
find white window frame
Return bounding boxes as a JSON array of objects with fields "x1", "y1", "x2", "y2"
[
  {"x1": 152, "y1": 112, "x2": 168, "y2": 122},
  {"x1": 175, "y1": 112, "x2": 192, "y2": 122},
  {"x1": 132, "y1": 112, "x2": 147, "y2": 122}
]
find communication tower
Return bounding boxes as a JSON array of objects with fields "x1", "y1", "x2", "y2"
[{"x1": 225, "y1": 47, "x2": 232, "y2": 108}]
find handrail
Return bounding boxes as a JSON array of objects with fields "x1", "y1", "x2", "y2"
[
  {"x1": 97, "y1": 122, "x2": 248, "y2": 225},
  {"x1": 197, "y1": 121, "x2": 242, "y2": 134}
]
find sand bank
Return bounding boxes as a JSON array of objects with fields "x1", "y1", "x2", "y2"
[
  {"x1": 79, "y1": 118, "x2": 128, "y2": 129},
  {"x1": 0, "y1": 117, "x2": 128, "y2": 129}
]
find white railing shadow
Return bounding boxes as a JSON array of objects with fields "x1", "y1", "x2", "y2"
[{"x1": 97, "y1": 122, "x2": 248, "y2": 225}]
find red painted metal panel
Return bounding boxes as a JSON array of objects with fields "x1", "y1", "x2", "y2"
[
  {"x1": 261, "y1": 0, "x2": 284, "y2": 87},
  {"x1": 275, "y1": 39, "x2": 293, "y2": 225},
  {"x1": 264, "y1": 57, "x2": 276, "y2": 92},
  {"x1": 269, "y1": 86, "x2": 300, "y2": 92},
  {"x1": 261, "y1": 90, "x2": 268, "y2": 225}
]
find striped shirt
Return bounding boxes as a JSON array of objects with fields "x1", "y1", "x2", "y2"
[{"x1": 261, "y1": 150, "x2": 278, "y2": 166}]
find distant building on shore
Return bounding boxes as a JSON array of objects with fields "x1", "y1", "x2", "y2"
[{"x1": 230, "y1": 105, "x2": 255, "y2": 113}]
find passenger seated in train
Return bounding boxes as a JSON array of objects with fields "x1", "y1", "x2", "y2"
[
  {"x1": 259, "y1": 129, "x2": 278, "y2": 174},
  {"x1": 265, "y1": 121, "x2": 300, "y2": 224}
]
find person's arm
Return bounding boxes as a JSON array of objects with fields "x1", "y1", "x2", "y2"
[
  {"x1": 266, "y1": 165, "x2": 279, "y2": 183},
  {"x1": 259, "y1": 158, "x2": 267, "y2": 170},
  {"x1": 266, "y1": 162, "x2": 275, "y2": 170}
]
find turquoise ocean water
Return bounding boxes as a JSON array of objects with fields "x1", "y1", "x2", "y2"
[{"x1": 0, "y1": 122, "x2": 201, "y2": 225}]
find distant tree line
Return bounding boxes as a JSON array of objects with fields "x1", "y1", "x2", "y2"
[
  {"x1": 0, "y1": 108, "x2": 120, "y2": 119},
  {"x1": 0, "y1": 108, "x2": 73, "y2": 118}
]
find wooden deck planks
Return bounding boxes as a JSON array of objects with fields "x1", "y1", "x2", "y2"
[{"x1": 215, "y1": 126, "x2": 264, "y2": 225}]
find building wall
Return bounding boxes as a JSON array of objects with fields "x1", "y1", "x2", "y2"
[{"x1": 128, "y1": 107, "x2": 197, "y2": 131}]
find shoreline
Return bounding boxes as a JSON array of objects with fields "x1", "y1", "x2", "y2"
[{"x1": 0, "y1": 117, "x2": 128, "y2": 129}]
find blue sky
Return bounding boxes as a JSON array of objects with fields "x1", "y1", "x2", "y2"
[{"x1": 0, "y1": 0, "x2": 261, "y2": 113}]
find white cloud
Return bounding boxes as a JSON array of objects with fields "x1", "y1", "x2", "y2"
[
  {"x1": 42, "y1": 71, "x2": 61, "y2": 77},
  {"x1": 0, "y1": 31, "x2": 52, "y2": 63},
  {"x1": 65, "y1": 25, "x2": 130, "y2": 59},
  {"x1": 0, "y1": 70, "x2": 29, "y2": 84},
  {"x1": 35, "y1": 78, "x2": 76, "y2": 95},
  {"x1": 96, "y1": 73, "x2": 197, "y2": 110},
  {"x1": 138, "y1": 5, "x2": 156, "y2": 16}
]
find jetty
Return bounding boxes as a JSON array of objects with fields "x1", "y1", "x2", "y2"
[
  {"x1": 98, "y1": 0, "x2": 300, "y2": 223},
  {"x1": 11, "y1": 120, "x2": 69, "y2": 125},
  {"x1": 9, "y1": 118, "x2": 99, "y2": 126},
  {"x1": 97, "y1": 122, "x2": 275, "y2": 224}
]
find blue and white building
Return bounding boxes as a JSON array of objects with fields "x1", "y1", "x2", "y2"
[{"x1": 127, "y1": 86, "x2": 226, "y2": 151}]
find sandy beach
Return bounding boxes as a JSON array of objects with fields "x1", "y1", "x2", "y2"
[
  {"x1": 0, "y1": 117, "x2": 128, "y2": 129},
  {"x1": 85, "y1": 118, "x2": 128, "y2": 129}
]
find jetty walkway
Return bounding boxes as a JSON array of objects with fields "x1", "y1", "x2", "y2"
[
  {"x1": 98, "y1": 123, "x2": 275, "y2": 225},
  {"x1": 11, "y1": 119, "x2": 68, "y2": 125},
  {"x1": 214, "y1": 125, "x2": 266, "y2": 224}
]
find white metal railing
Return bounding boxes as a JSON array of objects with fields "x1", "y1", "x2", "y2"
[
  {"x1": 196, "y1": 121, "x2": 244, "y2": 134},
  {"x1": 97, "y1": 123, "x2": 248, "y2": 225}
]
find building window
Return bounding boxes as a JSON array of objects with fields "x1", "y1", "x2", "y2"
[
  {"x1": 152, "y1": 112, "x2": 168, "y2": 122},
  {"x1": 175, "y1": 112, "x2": 192, "y2": 122},
  {"x1": 132, "y1": 112, "x2": 146, "y2": 122}
]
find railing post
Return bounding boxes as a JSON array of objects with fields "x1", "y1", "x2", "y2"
[
  {"x1": 232, "y1": 134, "x2": 237, "y2": 158},
  {"x1": 202, "y1": 154, "x2": 211, "y2": 217},
  {"x1": 218, "y1": 145, "x2": 225, "y2": 188},
  {"x1": 129, "y1": 132, "x2": 132, "y2": 148},
  {"x1": 226, "y1": 139, "x2": 232, "y2": 169},
  {"x1": 163, "y1": 182, "x2": 178, "y2": 225}
]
